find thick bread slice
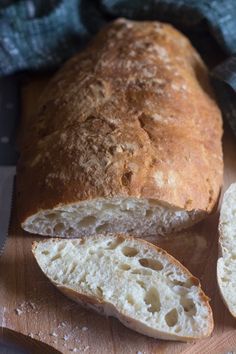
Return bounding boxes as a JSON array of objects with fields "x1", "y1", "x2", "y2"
[
  {"x1": 18, "y1": 18, "x2": 223, "y2": 238},
  {"x1": 33, "y1": 234, "x2": 213, "y2": 341},
  {"x1": 217, "y1": 183, "x2": 236, "y2": 317}
]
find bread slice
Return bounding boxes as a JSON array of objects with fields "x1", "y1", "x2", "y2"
[
  {"x1": 33, "y1": 234, "x2": 213, "y2": 341},
  {"x1": 217, "y1": 183, "x2": 236, "y2": 317},
  {"x1": 18, "y1": 18, "x2": 223, "y2": 239},
  {"x1": 23, "y1": 198, "x2": 204, "y2": 238}
]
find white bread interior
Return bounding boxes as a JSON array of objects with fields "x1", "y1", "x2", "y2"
[
  {"x1": 33, "y1": 234, "x2": 213, "y2": 341},
  {"x1": 217, "y1": 183, "x2": 236, "y2": 317},
  {"x1": 23, "y1": 197, "x2": 203, "y2": 238}
]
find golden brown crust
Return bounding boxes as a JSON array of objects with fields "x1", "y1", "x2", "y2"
[
  {"x1": 32, "y1": 233, "x2": 214, "y2": 340},
  {"x1": 18, "y1": 18, "x2": 223, "y2": 225}
]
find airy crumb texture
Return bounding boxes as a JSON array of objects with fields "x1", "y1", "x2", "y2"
[
  {"x1": 217, "y1": 183, "x2": 236, "y2": 317},
  {"x1": 23, "y1": 197, "x2": 204, "y2": 238},
  {"x1": 33, "y1": 234, "x2": 213, "y2": 341},
  {"x1": 18, "y1": 18, "x2": 223, "y2": 239}
]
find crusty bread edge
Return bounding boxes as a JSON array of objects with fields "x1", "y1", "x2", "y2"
[
  {"x1": 32, "y1": 234, "x2": 214, "y2": 341},
  {"x1": 216, "y1": 257, "x2": 236, "y2": 318},
  {"x1": 217, "y1": 186, "x2": 236, "y2": 318}
]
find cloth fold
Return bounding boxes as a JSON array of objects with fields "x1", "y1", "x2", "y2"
[{"x1": 1, "y1": 0, "x2": 236, "y2": 136}]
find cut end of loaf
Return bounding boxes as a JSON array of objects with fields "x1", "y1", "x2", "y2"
[
  {"x1": 33, "y1": 234, "x2": 213, "y2": 341},
  {"x1": 218, "y1": 183, "x2": 236, "y2": 317},
  {"x1": 18, "y1": 18, "x2": 222, "y2": 240},
  {"x1": 22, "y1": 197, "x2": 204, "y2": 238},
  {"x1": 217, "y1": 257, "x2": 236, "y2": 317}
]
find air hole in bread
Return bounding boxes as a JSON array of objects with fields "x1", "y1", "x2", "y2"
[
  {"x1": 175, "y1": 326, "x2": 182, "y2": 333},
  {"x1": 96, "y1": 286, "x2": 103, "y2": 298},
  {"x1": 78, "y1": 216, "x2": 97, "y2": 228},
  {"x1": 139, "y1": 258, "x2": 163, "y2": 271},
  {"x1": 97, "y1": 250, "x2": 104, "y2": 257},
  {"x1": 180, "y1": 297, "x2": 196, "y2": 315},
  {"x1": 51, "y1": 253, "x2": 61, "y2": 262},
  {"x1": 119, "y1": 264, "x2": 131, "y2": 271},
  {"x1": 221, "y1": 277, "x2": 228, "y2": 283},
  {"x1": 46, "y1": 227, "x2": 51, "y2": 234},
  {"x1": 69, "y1": 262, "x2": 78, "y2": 274},
  {"x1": 165, "y1": 308, "x2": 178, "y2": 327},
  {"x1": 144, "y1": 287, "x2": 161, "y2": 313},
  {"x1": 137, "y1": 280, "x2": 146, "y2": 290},
  {"x1": 67, "y1": 227, "x2": 75, "y2": 236},
  {"x1": 58, "y1": 243, "x2": 66, "y2": 251},
  {"x1": 54, "y1": 223, "x2": 65, "y2": 233},
  {"x1": 47, "y1": 213, "x2": 57, "y2": 220},
  {"x1": 172, "y1": 279, "x2": 192, "y2": 288},
  {"x1": 172, "y1": 280, "x2": 185, "y2": 286},
  {"x1": 80, "y1": 273, "x2": 86, "y2": 283},
  {"x1": 132, "y1": 268, "x2": 152, "y2": 276},
  {"x1": 42, "y1": 250, "x2": 49, "y2": 255},
  {"x1": 103, "y1": 203, "x2": 116, "y2": 210},
  {"x1": 145, "y1": 209, "x2": 153, "y2": 217},
  {"x1": 122, "y1": 246, "x2": 139, "y2": 257},
  {"x1": 105, "y1": 238, "x2": 124, "y2": 250},
  {"x1": 96, "y1": 223, "x2": 110, "y2": 233},
  {"x1": 127, "y1": 229, "x2": 134, "y2": 234},
  {"x1": 33, "y1": 218, "x2": 41, "y2": 224},
  {"x1": 126, "y1": 294, "x2": 135, "y2": 305}
]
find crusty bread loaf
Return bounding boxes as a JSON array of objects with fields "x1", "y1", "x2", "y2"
[
  {"x1": 32, "y1": 234, "x2": 213, "y2": 341},
  {"x1": 217, "y1": 183, "x2": 236, "y2": 317},
  {"x1": 18, "y1": 18, "x2": 223, "y2": 238}
]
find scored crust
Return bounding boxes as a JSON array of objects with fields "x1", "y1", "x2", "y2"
[
  {"x1": 18, "y1": 18, "x2": 223, "y2": 237},
  {"x1": 32, "y1": 234, "x2": 214, "y2": 341}
]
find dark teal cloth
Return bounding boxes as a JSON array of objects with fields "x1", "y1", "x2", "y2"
[{"x1": 1, "y1": 0, "x2": 236, "y2": 135}]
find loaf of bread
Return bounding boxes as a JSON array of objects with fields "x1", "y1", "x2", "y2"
[
  {"x1": 18, "y1": 18, "x2": 223, "y2": 238},
  {"x1": 217, "y1": 183, "x2": 236, "y2": 317},
  {"x1": 33, "y1": 234, "x2": 213, "y2": 341}
]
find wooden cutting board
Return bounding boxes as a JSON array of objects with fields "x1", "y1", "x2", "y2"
[{"x1": 1, "y1": 77, "x2": 236, "y2": 354}]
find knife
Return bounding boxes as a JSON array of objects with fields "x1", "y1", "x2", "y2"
[
  {"x1": 0, "y1": 341, "x2": 28, "y2": 354},
  {"x1": 0, "y1": 76, "x2": 20, "y2": 255},
  {"x1": 0, "y1": 328, "x2": 61, "y2": 354}
]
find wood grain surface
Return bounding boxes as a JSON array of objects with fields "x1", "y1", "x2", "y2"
[{"x1": 1, "y1": 78, "x2": 236, "y2": 354}]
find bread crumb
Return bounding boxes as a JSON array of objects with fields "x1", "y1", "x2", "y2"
[
  {"x1": 137, "y1": 351, "x2": 143, "y2": 354},
  {"x1": 15, "y1": 308, "x2": 23, "y2": 316},
  {"x1": 84, "y1": 346, "x2": 89, "y2": 352},
  {"x1": 63, "y1": 334, "x2": 70, "y2": 341},
  {"x1": 15, "y1": 301, "x2": 38, "y2": 315},
  {"x1": 50, "y1": 332, "x2": 58, "y2": 337},
  {"x1": 28, "y1": 333, "x2": 33, "y2": 338},
  {"x1": 81, "y1": 326, "x2": 88, "y2": 332},
  {"x1": 29, "y1": 301, "x2": 36, "y2": 310}
]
